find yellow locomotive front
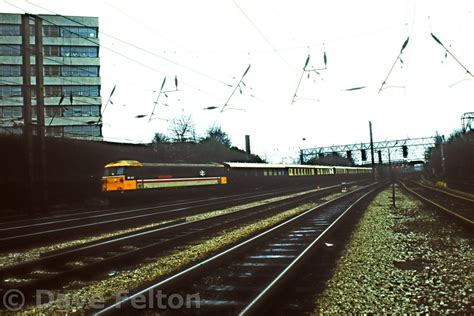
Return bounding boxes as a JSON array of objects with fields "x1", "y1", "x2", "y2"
[{"x1": 102, "y1": 160, "x2": 142, "y2": 192}]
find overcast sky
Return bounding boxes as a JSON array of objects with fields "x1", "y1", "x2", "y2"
[{"x1": 2, "y1": 0, "x2": 473, "y2": 162}]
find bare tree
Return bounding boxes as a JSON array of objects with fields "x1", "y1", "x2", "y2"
[
  {"x1": 169, "y1": 115, "x2": 196, "y2": 143},
  {"x1": 201, "y1": 125, "x2": 232, "y2": 148},
  {"x1": 151, "y1": 132, "x2": 170, "y2": 144}
]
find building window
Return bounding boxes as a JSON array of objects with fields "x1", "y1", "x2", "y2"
[
  {"x1": 0, "y1": 65, "x2": 21, "y2": 77},
  {"x1": 43, "y1": 46, "x2": 60, "y2": 56},
  {"x1": 44, "y1": 65, "x2": 61, "y2": 76},
  {"x1": 0, "y1": 24, "x2": 21, "y2": 36},
  {"x1": 62, "y1": 66, "x2": 99, "y2": 77},
  {"x1": 0, "y1": 45, "x2": 21, "y2": 56},
  {"x1": 43, "y1": 25, "x2": 60, "y2": 37},
  {"x1": 44, "y1": 86, "x2": 62, "y2": 97},
  {"x1": 61, "y1": 27, "x2": 97, "y2": 38},
  {"x1": 91, "y1": 105, "x2": 100, "y2": 116},
  {"x1": 46, "y1": 126, "x2": 62, "y2": 136},
  {"x1": 0, "y1": 106, "x2": 22, "y2": 118},
  {"x1": 63, "y1": 106, "x2": 72, "y2": 117},
  {"x1": 81, "y1": 106, "x2": 90, "y2": 116},
  {"x1": 62, "y1": 85, "x2": 100, "y2": 97},
  {"x1": 64, "y1": 125, "x2": 100, "y2": 137},
  {"x1": 0, "y1": 126, "x2": 22, "y2": 135},
  {"x1": 45, "y1": 107, "x2": 60, "y2": 117},
  {"x1": 62, "y1": 105, "x2": 100, "y2": 117},
  {"x1": 73, "y1": 106, "x2": 82, "y2": 117},
  {"x1": 0, "y1": 86, "x2": 22, "y2": 97},
  {"x1": 61, "y1": 46, "x2": 98, "y2": 57}
]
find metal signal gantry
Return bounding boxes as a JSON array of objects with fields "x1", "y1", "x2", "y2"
[{"x1": 300, "y1": 136, "x2": 437, "y2": 164}]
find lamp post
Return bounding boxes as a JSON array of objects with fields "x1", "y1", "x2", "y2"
[
  {"x1": 440, "y1": 135, "x2": 446, "y2": 176},
  {"x1": 299, "y1": 137, "x2": 307, "y2": 164},
  {"x1": 388, "y1": 148, "x2": 395, "y2": 207},
  {"x1": 388, "y1": 140, "x2": 399, "y2": 207}
]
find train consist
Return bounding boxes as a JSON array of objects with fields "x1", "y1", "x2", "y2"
[{"x1": 102, "y1": 160, "x2": 371, "y2": 194}]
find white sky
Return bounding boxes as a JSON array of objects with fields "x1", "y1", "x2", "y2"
[{"x1": 2, "y1": 0, "x2": 473, "y2": 162}]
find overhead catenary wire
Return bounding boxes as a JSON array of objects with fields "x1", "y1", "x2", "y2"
[
  {"x1": 148, "y1": 78, "x2": 166, "y2": 122},
  {"x1": 95, "y1": 84, "x2": 116, "y2": 125},
  {"x1": 10, "y1": 12, "x2": 218, "y2": 100},
  {"x1": 0, "y1": 46, "x2": 101, "y2": 77},
  {"x1": 430, "y1": 32, "x2": 473, "y2": 77},
  {"x1": 0, "y1": 78, "x2": 23, "y2": 85},
  {"x1": 1, "y1": 44, "x2": 101, "y2": 89},
  {"x1": 23, "y1": 0, "x2": 233, "y2": 88},
  {"x1": 378, "y1": 36, "x2": 410, "y2": 93},
  {"x1": 232, "y1": 0, "x2": 292, "y2": 69},
  {"x1": 0, "y1": 42, "x2": 105, "y2": 109},
  {"x1": 220, "y1": 64, "x2": 251, "y2": 113},
  {"x1": 0, "y1": 41, "x2": 103, "y2": 126},
  {"x1": 3, "y1": 2, "x2": 175, "y2": 78},
  {"x1": 291, "y1": 51, "x2": 327, "y2": 104}
]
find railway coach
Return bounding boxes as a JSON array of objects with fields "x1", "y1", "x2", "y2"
[{"x1": 223, "y1": 162, "x2": 371, "y2": 189}]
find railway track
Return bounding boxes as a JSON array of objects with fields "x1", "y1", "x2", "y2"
[
  {"x1": 0, "y1": 182, "x2": 349, "y2": 306},
  {"x1": 94, "y1": 183, "x2": 382, "y2": 315},
  {"x1": 0, "y1": 183, "x2": 351, "y2": 251},
  {"x1": 401, "y1": 180, "x2": 474, "y2": 226}
]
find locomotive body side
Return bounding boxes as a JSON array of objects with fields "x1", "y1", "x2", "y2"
[{"x1": 102, "y1": 160, "x2": 227, "y2": 193}]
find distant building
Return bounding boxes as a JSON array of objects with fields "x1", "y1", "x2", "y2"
[{"x1": 0, "y1": 13, "x2": 102, "y2": 139}]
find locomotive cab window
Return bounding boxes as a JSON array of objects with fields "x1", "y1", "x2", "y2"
[
  {"x1": 104, "y1": 167, "x2": 125, "y2": 176},
  {"x1": 104, "y1": 168, "x2": 117, "y2": 176}
]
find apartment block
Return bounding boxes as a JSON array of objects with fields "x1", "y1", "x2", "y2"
[{"x1": 0, "y1": 13, "x2": 101, "y2": 139}]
